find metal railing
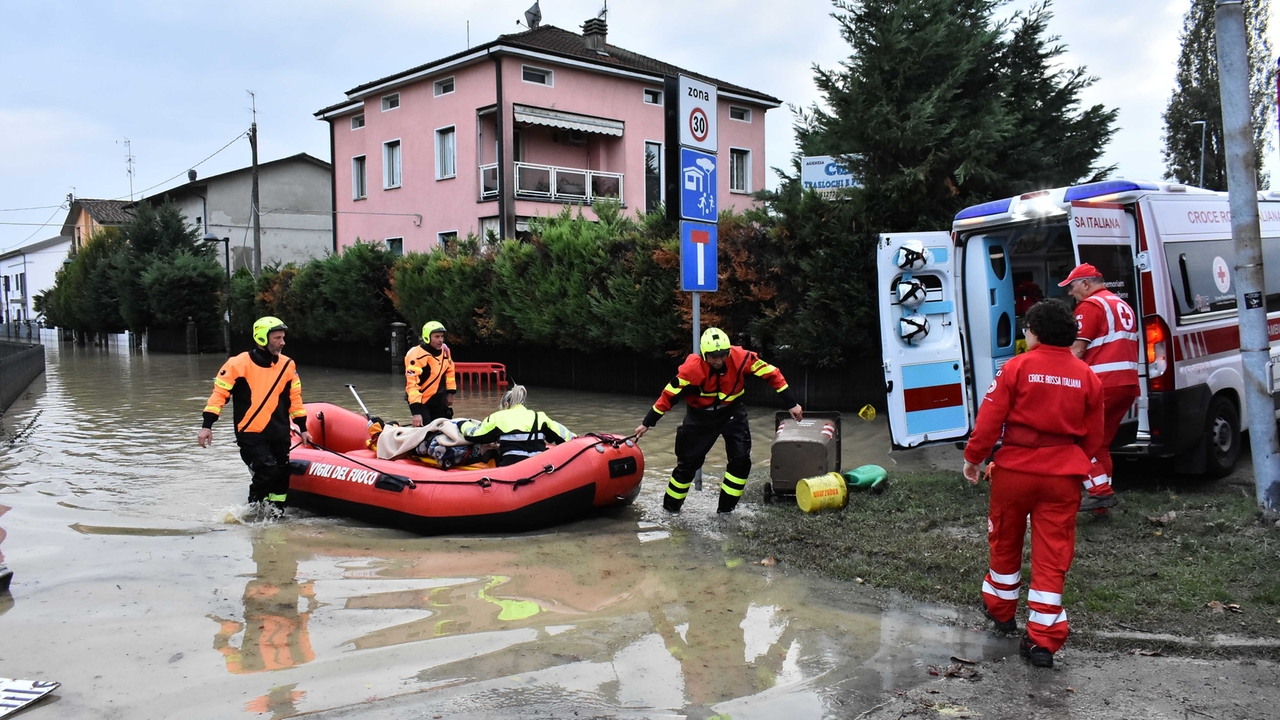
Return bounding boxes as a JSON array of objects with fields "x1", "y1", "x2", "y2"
[{"x1": 478, "y1": 162, "x2": 623, "y2": 204}]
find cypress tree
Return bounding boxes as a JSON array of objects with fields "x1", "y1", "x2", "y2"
[{"x1": 1162, "y1": 0, "x2": 1273, "y2": 190}]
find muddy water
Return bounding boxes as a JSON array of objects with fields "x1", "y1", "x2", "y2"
[{"x1": 0, "y1": 343, "x2": 995, "y2": 720}]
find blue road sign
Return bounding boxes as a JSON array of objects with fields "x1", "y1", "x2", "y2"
[
  {"x1": 681, "y1": 220, "x2": 718, "y2": 292},
  {"x1": 680, "y1": 147, "x2": 717, "y2": 223}
]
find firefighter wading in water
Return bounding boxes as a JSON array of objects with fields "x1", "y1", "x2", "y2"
[
  {"x1": 405, "y1": 320, "x2": 456, "y2": 426},
  {"x1": 963, "y1": 299, "x2": 1104, "y2": 668},
  {"x1": 634, "y1": 327, "x2": 802, "y2": 513},
  {"x1": 198, "y1": 317, "x2": 311, "y2": 509}
]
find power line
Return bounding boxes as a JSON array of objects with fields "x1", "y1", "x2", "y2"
[
  {"x1": 109, "y1": 130, "x2": 249, "y2": 202},
  {"x1": 3, "y1": 205, "x2": 66, "y2": 252},
  {"x1": 0, "y1": 204, "x2": 65, "y2": 213}
]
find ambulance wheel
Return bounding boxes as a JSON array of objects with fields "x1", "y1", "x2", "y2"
[{"x1": 1203, "y1": 395, "x2": 1240, "y2": 479}]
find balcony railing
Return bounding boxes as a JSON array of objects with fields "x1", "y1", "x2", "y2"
[{"x1": 478, "y1": 162, "x2": 623, "y2": 204}]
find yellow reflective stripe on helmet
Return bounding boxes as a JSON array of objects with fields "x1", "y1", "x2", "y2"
[
  {"x1": 214, "y1": 378, "x2": 233, "y2": 390},
  {"x1": 204, "y1": 405, "x2": 223, "y2": 414}
]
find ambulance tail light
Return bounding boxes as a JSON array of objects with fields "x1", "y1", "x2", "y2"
[{"x1": 1145, "y1": 315, "x2": 1172, "y2": 392}]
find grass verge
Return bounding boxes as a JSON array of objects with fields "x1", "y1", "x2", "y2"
[{"x1": 733, "y1": 470, "x2": 1280, "y2": 653}]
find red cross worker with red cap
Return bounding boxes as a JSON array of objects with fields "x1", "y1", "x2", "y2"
[
  {"x1": 964, "y1": 299, "x2": 1105, "y2": 668},
  {"x1": 1059, "y1": 263, "x2": 1141, "y2": 516}
]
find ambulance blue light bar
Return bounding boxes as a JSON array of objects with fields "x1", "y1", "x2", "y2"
[
  {"x1": 954, "y1": 198, "x2": 1012, "y2": 221},
  {"x1": 1062, "y1": 180, "x2": 1159, "y2": 202}
]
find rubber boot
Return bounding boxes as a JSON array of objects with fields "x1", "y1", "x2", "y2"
[
  {"x1": 663, "y1": 494, "x2": 685, "y2": 513},
  {"x1": 0, "y1": 564, "x2": 12, "y2": 593},
  {"x1": 716, "y1": 490, "x2": 740, "y2": 514}
]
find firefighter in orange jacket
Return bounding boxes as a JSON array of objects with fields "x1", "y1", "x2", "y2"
[
  {"x1": 1062, "y1": 263, "x2": 1140, "y2": 515},
  {"x1": 405, "y1": 320, "x2": 456, "y2": 426},
  {"x1": 198, "y1": 316, "x2": 311, "y2": 508},
  {"x1": 964, "y1": 299, "x2": 1104, "y2": 668},
  {"x1": 634, "y1": 328, "x2": 802, "y2": 514}
]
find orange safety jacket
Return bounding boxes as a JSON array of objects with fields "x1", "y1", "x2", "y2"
[
  {"x1": 203, "y1": 348, "x2": 306, "y2": 437},
  {"x1": 642, "y1": 345, "x2": 796, "y2": 426},
  {"x1": 405, "y1": 342, "x2": 457, "y2": 414}
]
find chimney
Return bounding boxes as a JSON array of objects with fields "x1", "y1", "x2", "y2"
[
  {"x1": 188, "y1": 169, "x2": 197, "y2": 182},
  {"x1": 583, "y1": 18, "x2": 607, "y2": 52}
]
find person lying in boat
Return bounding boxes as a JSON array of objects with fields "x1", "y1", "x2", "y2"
[
  {"x1": 462, "y1": 385, "x2": 575, "y2": 467},
  {"x1": 370, "y1": 417, "x2": 492, "y2": 469}
]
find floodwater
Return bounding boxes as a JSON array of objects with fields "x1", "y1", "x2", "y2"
[{"x1": 0, "y1": 341, "x2": 1002, "y2": 720}]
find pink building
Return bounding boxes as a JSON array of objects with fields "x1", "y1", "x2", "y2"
[{"x1": 315, "y1": 19, "x2": 780, "y2": 253}]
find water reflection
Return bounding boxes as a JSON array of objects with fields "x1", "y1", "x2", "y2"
[{"x1": 0, "y1": 347, "x2": 1002, "y2": 719}]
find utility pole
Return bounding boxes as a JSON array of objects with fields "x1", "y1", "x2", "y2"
[
  {"x1": 249, "y1": 91, "x2": 262, "y2": 275},
  {"x1": 118, "y1": 138, "x2": 135, "y2": 201},
  {"x1": 1216, "y1": 0, "x2": 1280, "y2": 514}
]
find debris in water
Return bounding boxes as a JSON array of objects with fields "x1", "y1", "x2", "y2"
[{"x1": 761, "y1": 557, "x2": 776, "y2": 566}]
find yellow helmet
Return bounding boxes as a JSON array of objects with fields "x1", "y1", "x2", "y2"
[
  {"x1": 421, "y1": 320, "x2": 446, "y2": 343},
  {"x1": 700, "y1": 327, "x2": 731, "y2": 358},
  {"x1": 252, "y1": 316, "x2": 287, "y2": 347}
]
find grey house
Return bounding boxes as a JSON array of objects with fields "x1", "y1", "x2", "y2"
[{"x1": 140, "y1": 153, "x2": 333, "y2": 270}]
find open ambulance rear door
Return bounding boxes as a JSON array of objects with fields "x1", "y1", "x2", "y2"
[{"x1": 878, "y1": 232, "x2": 972, "y2": 450}]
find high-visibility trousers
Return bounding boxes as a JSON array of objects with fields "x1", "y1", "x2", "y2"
[
  {"x1": 238, "y1": 432, "x2": 292, "y2": 506},
  {"x1": 1085, "y1": 384, "x2": 1140, "y2": 498},
  {"x1": 982, "y1": 465, "x2": 1081, "y2": 653},
  {"x1": 663, "y1": 405, "x2": 752, "y2": 513}
]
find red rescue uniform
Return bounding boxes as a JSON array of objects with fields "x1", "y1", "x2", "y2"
[
  {"x1": 1075, "y1": 288, "x2": 1140, "y2": 499},
  {"x1": 642, "y1": 346, "x2": 797, "y2": 513},
  {"x1": 965, "y1": 344, "x2": 1104, "y2": 653}
]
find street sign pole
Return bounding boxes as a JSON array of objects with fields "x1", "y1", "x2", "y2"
[{"x1": 692, "y1": 290, "x2": 701, "y2": 491}]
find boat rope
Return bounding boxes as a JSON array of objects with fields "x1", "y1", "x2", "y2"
[{"x1": 289, "y1": 426, "x2": 637, "y2": 493}]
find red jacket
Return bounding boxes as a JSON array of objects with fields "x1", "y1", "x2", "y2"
[
  {"x1": 1075, "y1": 288, "x2": 1140, "y2": 389},
  {"x1": 964, "y1": 344, "x2": 1105, "y2": 477},
  {"x1": 643, "y1": 346, "x2": 796, "y2": 426}
]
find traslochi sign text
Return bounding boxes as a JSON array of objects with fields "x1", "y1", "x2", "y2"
[
  {"x1": 801, "y1": 155, "x2": 856, "y2": 198},
  {"x1": 681, "y1": 220, "x2": 718, "y2": 292},
  {"x1": 678, "y1": 75, "x2": 718, "y2": 152},
  {"x1": 680, "y1": 147, "x2": 718, "y2": 223}
]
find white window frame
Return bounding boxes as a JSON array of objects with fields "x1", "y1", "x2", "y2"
[
  {"x1": 729, "y1": 147, "x2": 751, "y2": 194},
  {"x1": 435, "y1": 125, "x2": 457, "y2": 180},
  {"x1": 643, "y1": 88, "x2": 663, "y2": 105},
  {"x1": 434, "y1": 76, "x2": 455, "y2": 97},
  {"x1": 438, "y1": 230, "x2": 459, "y2": 246},
  {"x1": 729, "y1": 106, "x2": 752, "y2": 123},
  {"x1": 383, "y1": 139, "x2": 402, "y2": 189},
  {"x1": 644, "y1": 140, "x2": 664, "y2": 211},
  {"x1": 385, "y1": 237, "x2": 404, "y2": 256},
  {"x1": 521, "y1": 65, "x2": 553, "y2": 87},
  {"x1": 350, "y1": 114, "x2": 365, "y2": 130},
  {"x1": 381, "y1": 93, "x2": 400, "y2": 111},
  {"x1": 352, "y1": 155, "x2": 367, "y2": 200}
]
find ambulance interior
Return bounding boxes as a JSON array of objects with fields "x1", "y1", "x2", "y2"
[{"x1": 959, "y1": 219, "x2": 1079, "y2": 407}]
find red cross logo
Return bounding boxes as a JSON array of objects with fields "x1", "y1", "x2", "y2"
[
  {"x1": 1117, "y1": 302, "x2": 1135, "y2": 331},
  {"x1": 1217, "y1": 266, "x2": 1228, "y2": 283}
]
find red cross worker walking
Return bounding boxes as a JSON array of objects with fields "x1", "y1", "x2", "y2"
[
  {"x1": 1061, "y1": 263, "x2": 1141, "y2": 516},
  {"x1": 964, "y1": 299, "x2": 1104, "y2": 667}
]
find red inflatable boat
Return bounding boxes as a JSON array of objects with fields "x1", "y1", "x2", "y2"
[{"x1": 286, "y1": 403, "x2": 644, "y2": 534}]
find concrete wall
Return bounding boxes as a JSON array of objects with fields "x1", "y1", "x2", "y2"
[
  {"x1": 201, "y1": 161, "x2": 334, "y2": 269},
  {"x1": 0, "y1": 341, "x2": 44, "y2": 412}
]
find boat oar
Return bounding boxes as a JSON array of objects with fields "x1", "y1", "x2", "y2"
[{"x1": 346, "y1": 384, "x2": 374, "y2": 420}]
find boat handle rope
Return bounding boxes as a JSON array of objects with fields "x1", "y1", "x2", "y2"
[{"x1": 288, "y1": 428, "x2": 637, "y2": 492}]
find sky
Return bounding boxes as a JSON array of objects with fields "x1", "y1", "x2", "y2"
[{"x1": 0, "y1": 0, "x2": 1268, "y2": 252}]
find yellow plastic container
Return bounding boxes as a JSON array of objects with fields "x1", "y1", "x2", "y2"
[{"x1": 795, "y1": 472, "x2": 848, "y2": 513}]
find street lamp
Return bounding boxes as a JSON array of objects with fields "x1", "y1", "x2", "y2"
[
  {"x1": 1191, "y1": 120, "x2": 1207, "y2": 188},
  {"x1": 203, "y1": 231, "x2": 232, "y2": 357}
]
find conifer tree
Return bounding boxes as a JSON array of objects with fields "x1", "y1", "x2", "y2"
[
  {"x1": 798, "y1": 0, "x2": 1117, "y2": 231},
  {"x1": 1163, "y1": 0, "x2": 1273, "y2": 189}
]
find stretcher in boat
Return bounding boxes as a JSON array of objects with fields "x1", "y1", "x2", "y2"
[{"x1": 286, "y1": 403, "x2": 644, "y2": 534}]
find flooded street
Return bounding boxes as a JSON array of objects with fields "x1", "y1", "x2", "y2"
[{"x1": 0, "y1": 343, "x2": 1003, "y2": 720}]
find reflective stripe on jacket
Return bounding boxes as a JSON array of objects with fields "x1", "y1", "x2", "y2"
[
  {"x1": 646, "y1": 346, "x2": 794, "y2": 424},
  {"x1": 463, "y1": 404, "x2": 574, "y2": 460},
  {"x1": 1076, "y1": 290, "x2": 1140, "y2": 389},
  {"x1": 204, "y1": 349, "x2": 305, "y2": 435},
  {"x1": 405, "y1": 343, "x2": 456, "y2": 406}
]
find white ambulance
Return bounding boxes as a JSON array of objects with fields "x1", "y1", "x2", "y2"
[{"x1": 878, "y1": 179, "x2": 1280, "y2": 477}]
